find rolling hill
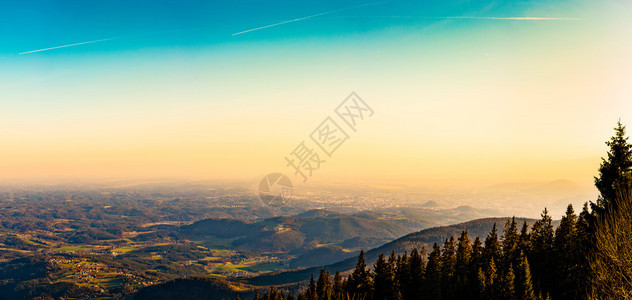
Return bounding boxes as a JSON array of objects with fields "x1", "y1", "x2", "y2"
[
  {"x1": 244, "y1": 217, "x2": 545, "y2": 286},
  {"x1": 177, "y1": 206, "x2": 498, "y2": 253}
]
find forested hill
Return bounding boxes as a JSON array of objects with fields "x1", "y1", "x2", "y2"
[
  {"x1": 246, "y1": 217, "x2": 542, "y2": 286},
  {"x1": 133, "y1": 217, "x2": 536, "y2": 295}
]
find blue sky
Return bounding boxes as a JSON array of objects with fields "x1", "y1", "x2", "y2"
[
  {"x1": 1, "y1": 0, "x2": 631, "y2": 185},
  {"x1": 2, "y1": 0, "x2": 558, "y2": 55}
]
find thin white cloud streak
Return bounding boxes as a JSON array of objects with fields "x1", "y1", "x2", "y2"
[
  {"x1": 312, "y1": 15, "x2": 580, "y2": 21},
  {"x1": 232, "y1": 13, "x2": 578, "y2": 36},
  {"x1": 18, "y1": 38, "x2": 115, "y2": 55},
  {"x1": 232, "y1": 14, "x2": 327, "y2": 36},
  {"x1": 17, "y1": 27, "x2": 202, "y2": 55},
  {"x1": 441, "y1": 16, "x2": 580, "y2": 20},
  {"x1": 18, "y1": 13, "x2": 575, "y2": 55},
  {"x1": 232, "y1": 1, "x2": 391, "y2": 36}
]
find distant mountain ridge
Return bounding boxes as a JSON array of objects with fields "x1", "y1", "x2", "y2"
[{"x1": 178, "y1": 206, "x2": 498, "y2": 253}]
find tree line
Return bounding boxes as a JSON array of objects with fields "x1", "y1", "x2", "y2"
[{"x1": 253, "y1": 121, "x2": 632, "y2": 300}]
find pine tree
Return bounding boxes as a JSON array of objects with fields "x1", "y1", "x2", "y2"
[
  {"x1": 470, "y1": 236, "x2": 484, "y2": 299},
  {"x1": 423, "y1": 243, "x2": 443, "y2": 299},
  {"x1": 440, "y1": 236, "x2": 457, "y2": 299},
  {"x1": 307, "y1": 274, "x2": 317, "y2": 300},
  {"x1": 553, "y1": 204, "x2": 579, "y2": 299},
  {"x1": 575, "y1": 202, "x2": 592, "y2": 297},
  {"x1": 588, "y1": 121, "x2": 632, "y2": 298},
  {"x1": 593, "y1": 120, "x2": 632, "y2": 215},
  {"x1": 484, "y1": 223, "x2": 501, "y2": 264},
  {"x1": 404, "y1": 248, "x2": 425, "y2": 300},
  {"x1": 395, "y1": 252, "x2": 409, "y2": 299},
  {"x1": 387, "y1": 251, "x2": 401, "y2": 299},
  {"x1": 499, "y1": 263, "x2": 515, "y2": 299},
  {"x1": 347, "y1": 250, "x2": 372, "y2": 297},
  {"x1": 471, "y1": 236, "x2": 483, "y2": 269},
  {"x1": 481, "y1": 258, "x2": 498, "y2": 299},
  {"x1": 333, "y1": 271, "x2": 343, "y2": 300},
  {"x1": 515, "y1": 251, "x2": 536, "y2": 300},
  {"x1": 316, "y1": 268, "x2": 332, "y2": 300},
  {"x1": 577, "y1": 202, "x2": 591, "y2": 241},
  {"x1": 477, "y1": 267, "x2": 486, "y2": 298},
  {"x1": 373, "y1": 253, "x2": 395, "y2": 300},
  {"x1": 529, "y1": 208, "x2": 554, "y2": 296},
  {"x1": 518, "y1": 222, "x2": 531, "y2": 255},
  {"x1": 502, "y1": 217, "x2": 520, "y2": 268},
  {"x1": 455, "y1": 231, "x2": 472, "y2": 298}
]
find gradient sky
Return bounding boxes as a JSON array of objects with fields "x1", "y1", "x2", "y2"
[{"x1": 1, "y1": 0, "x2": 631, "y2": 187}]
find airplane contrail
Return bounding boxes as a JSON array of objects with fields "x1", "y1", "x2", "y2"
[
  {"x1": 439, "y1": 16, "x2": 579, "y2": 20},
  {"x1": 19, "y1": 11, "x2": 574, "y2": 54},
  {"x1": 232, "y1": 13, "x2": 578, "y2": 36},
  {"x1": 232, "y1": 1, "x2": 390, "y2": 36},
  {"x1": 17, "y1": 27, "x2": 204, "y2": 55},
  {"x1": 232, "y1": 13, "x2": 329, "y2": 36},
  {"x1": 310, "y1": 15, "x2": 580, "y2": 21},
  {"x1": 18, "y1": 38, "x2": 115, "y2": 55}
]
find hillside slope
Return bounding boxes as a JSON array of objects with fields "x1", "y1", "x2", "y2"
[
  {"x1": 245, "y1": 217, "x2": 541, "y2": 286},
  {"x1": 179, "y1": 206, "x2": 498, "y2": 253}
]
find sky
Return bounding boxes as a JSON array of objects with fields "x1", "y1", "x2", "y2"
[{"x1": 1, "y1": 0, "x2": 631, "y2": 188}]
